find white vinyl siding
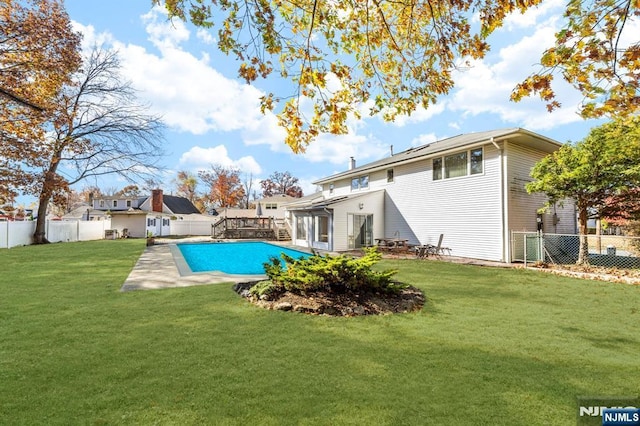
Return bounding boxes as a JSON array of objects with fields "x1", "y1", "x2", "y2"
[
  {"x1": 384, "y1": 143, "x2": 503, "y2": 261},
  {"x1": 330, "y1": 191, "x2": 384, "y2": 252},
  {"x1": 506, "y1": 143, "x2": 576, "y2": 235}
]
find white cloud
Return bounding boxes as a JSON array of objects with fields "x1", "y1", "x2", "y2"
[
  {"x1": 411, "y1": 133, "x2": 440, "y2": 147},
  {"x1": 72, "y1": 22, "x2": 115, "y2": 51},
  {"x1": 502, "y1": 0, "x2": 564, "y2": 30},
  {"x1": 178, "y1": 145, "x2": 262, "y2": 175},
  {"x1": 448, "y1": 22, "x2": 586, "y2": 131},
  {"x1": 390, "y1": 102, "x2": 447, "y2": 127},
  {"x1": 196, "y1": 29, "x2": 216, "y2": 45},
  {"x1": 241, "y1": 113, "x2": 289, "y2": 152},
  {"x1": 296, "y1": 177, "x2": 322, "y2": 196},
  {"x1": 74, "y1": 8, "x2": 270, "y2": 137},
  {"x1": 142, "y1": 7, "x2": 189, "y2": 49},
  {"x1": 302, "y1": 129, "x2": 388, "y2": 166}
]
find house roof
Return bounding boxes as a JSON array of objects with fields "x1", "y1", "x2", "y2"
[
  {"x1": 161, "y1": 195, "x2": 200, "y2": 214},
  {"x1": 314, "y1": 128, "x2": 561, "y2": 185},
  {"x1": 255, "y1": 194, "x2": 298, "y2": 204},
  {"x1": 281, "y1": 191, "x2": 324, "y2": 208},
  {"x1": 62, "y1": 204, "x2": 109, "y2": 219},
  {"x1": 286, "y1": 191, "x2": 384, "y2": 211}
]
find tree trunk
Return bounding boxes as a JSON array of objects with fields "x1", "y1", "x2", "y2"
[
  {"x1": 33, "y1": 157, "x2": 61, "y2": 244},
  {"x1": 577, "y1": 207, "x2": 590, "y2": 265},
  {"x1": 33, "y1": 193, "x2": 50, "y2": 244}
]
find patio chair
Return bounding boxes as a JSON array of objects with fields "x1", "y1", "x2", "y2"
[{"x1": 426, "y1": 234, "x2": 451, "y2": 257}]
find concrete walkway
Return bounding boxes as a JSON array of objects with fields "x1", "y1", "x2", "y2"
[{"x1": 120, "y1": 244, "x2": 266, "y2": 292}]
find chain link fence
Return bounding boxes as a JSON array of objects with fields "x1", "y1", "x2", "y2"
[{"x1": 511, "y1": 232, "x2": 640, "y2": 269}]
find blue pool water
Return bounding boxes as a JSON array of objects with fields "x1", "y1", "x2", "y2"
[{"x1": 177, "y1": 241, "x2": 311, "y2": 275}]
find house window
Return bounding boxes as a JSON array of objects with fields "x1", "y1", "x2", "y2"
[
  {"x1": 112, "y1": 200, "x2": 118, "y2": 208},
  {"x1": 470, "y1": 148, "x2": 483, "y2": 175},
  {"x1": 329, "y1": 183, "x2": 334, "y2": 194},
  {"x1": 99, "y1": 200, "x2": 105, "y2": 208},
  {"x1": 126, "y1": 200, "x2": 132, "y2": 208},
  {"x1": 445, "y1": 152, "x2": 468, "y2": 179},
  {"x1": 433, "y1": 147, "x2": 484, "y2": 180},
  {"x1": 433, "y1": 158, "x2": 442, "y2": 181},
  {"x1": 351, "y1": 175, "x2": 369, "y2": 191},
  {"x1": 296, "y1": 216, "x2": 307, "y2": 240},
  {"x1": 265, "y1": 203, "x2": 277, "y2": 210},
  {"x1": 387, "y1": 169, "x2": 394, "y2": 183},
  {"x1": 351, "y1": 177, "x2": 359, "y2": 190},
  {"x1": 315, "y1": 216, "x2": 329, "y2": 243}
]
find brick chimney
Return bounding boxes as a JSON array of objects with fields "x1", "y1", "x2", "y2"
[{"x1": 151, "y1": 189, "x2": 163, "y2": 213}]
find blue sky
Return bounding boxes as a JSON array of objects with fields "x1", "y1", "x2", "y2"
[{"x1": 60, "y1": 0, "x2": 611, "y2": 197}]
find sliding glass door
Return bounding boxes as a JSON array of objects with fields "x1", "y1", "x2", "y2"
[{"x1": 347, "y1": 214, "x2": 373, "y2": 249}]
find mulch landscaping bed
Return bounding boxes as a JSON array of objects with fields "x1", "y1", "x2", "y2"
[{"x1": 233, "y1": 281, "x2": 425, "y2": 316}]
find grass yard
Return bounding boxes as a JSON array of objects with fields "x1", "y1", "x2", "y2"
[{"x1": 1, "y1": 240, "x2": 638, "y2": 425}]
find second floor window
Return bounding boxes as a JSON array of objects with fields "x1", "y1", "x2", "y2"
[
  {"x1": 112, "y1": 200, "x2": 118, "y2": 208},
  {"x1": 351, "y1": 175, "x2": 369, "y2": 191},
  {"x1": 433, "y1": 147, "x2": 483, "y2": 181}
]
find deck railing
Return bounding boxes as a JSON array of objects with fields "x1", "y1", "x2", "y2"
[{"x1": 211, "y1": 217, "x2": 277, "y2": 240}]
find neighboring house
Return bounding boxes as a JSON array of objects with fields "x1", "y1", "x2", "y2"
[
  {"x1": 93, "y1": 189, "x2": 201, "y2": 238},
  {"x1": 62, "y1": 204, "x2": 109, "y2": 221},
  {"x1": 215, "y1": 195, "x2": 297, "y2": 220},
  {"x1": 253, "y1": 194, "x2": 297, "y2": 219},
  {"x1": 286, "y1": 128, "x2": 577, "y2": 262}
]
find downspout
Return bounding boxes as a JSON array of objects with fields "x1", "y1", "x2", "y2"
[{"x1": 491, "y1": 137, "x2": 508, "y2": 263}]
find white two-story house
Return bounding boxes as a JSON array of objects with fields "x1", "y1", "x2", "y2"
[{"x1": 286, "y1": 128, "x2": 577, "y2": 262}]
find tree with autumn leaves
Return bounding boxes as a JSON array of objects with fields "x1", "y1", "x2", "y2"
[
  {"x1": 198, "y1": 165, "x2": 246, "y2": 209},
  {"x1": 527, "y1": 117, "x2": 640, "y2": 265},
  {"x1": 155, "y1": 0, "x2": 639, "y2": 151},
  {"x1": 185, "y1": 167, "x2": 304, "y2": 211},
  {"x1": 260, "y1": 171, "x2": 303, "y2": 198},
  {"x1": 0, "y1": 0, "x2": 81, "y2": 204}
]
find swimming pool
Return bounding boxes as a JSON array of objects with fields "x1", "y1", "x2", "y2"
[{"x1": 176, "y1": 241, "x2": 312, "y2": 275}]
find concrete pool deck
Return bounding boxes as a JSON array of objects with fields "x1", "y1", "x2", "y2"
[
  {"x1": 121, "y1": 239, "x2": 516, "y2": 292},
  {"x1": 120, "y1": 242, "x2": 267, "y2": 292}
]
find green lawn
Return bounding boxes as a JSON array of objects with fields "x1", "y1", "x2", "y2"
[{"x1": 1, "y1": 240, "x2": 638, "y2": 425}]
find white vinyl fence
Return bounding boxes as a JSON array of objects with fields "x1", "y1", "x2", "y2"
[
  {"x1": 0, "y1": 219, "x2": 112, "y2": 249},
  {"x1": 169, "y1": 220, "x2": 216, "y2": 236}
]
